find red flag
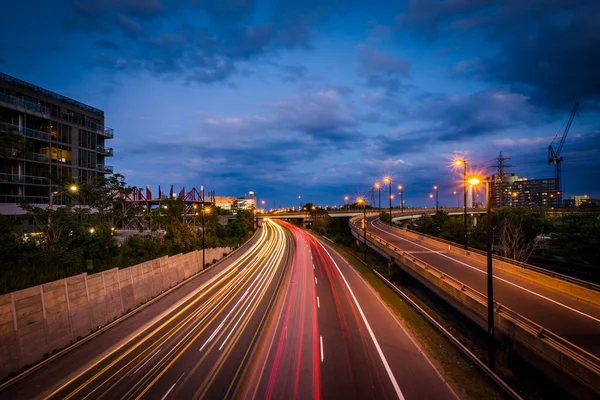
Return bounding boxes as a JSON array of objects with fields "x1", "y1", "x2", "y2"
[
  {"x1": 169, "y1": 185, "x2": 174, "y2": 198},
  {"x1": 179, "y1": 187, "x2": 185, "y2": 199}
]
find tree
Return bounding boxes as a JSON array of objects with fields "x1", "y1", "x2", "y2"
[{"x1": 497, "y1": 217, "x2": 538, "y2": 262}]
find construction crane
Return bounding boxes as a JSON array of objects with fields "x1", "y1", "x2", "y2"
[{"x1": 548, "y1": 101, "x2": 579, "y2": 207}]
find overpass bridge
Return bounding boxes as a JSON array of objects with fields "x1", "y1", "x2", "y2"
[
  {"x1": 349, "y1": 213, "x2": 600, "y2": 398},
  {"x1": 259, "y1": 207, "x2": 485, "y2": 219}
]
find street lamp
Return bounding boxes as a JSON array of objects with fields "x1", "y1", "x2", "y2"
[
  {"x1": 312, "y1": 205, "x2": 317, "y2": 230},
  {"x1": 428, "y1": 193, "x2": 433, "y2": 208},
  {"x1": 398, "y1": 185, "x2": 404, "y2": 213},
  {"x1": 453, "y1": 191, "x2": 459, "y2": 208},
  {"x1": 201, "y1": 206, "x2": 211, "y2": 269},
  {"x1": 374, "y1": 182, "x2": 381, "y2": 216},
  {"x1": 468, "y1": 177, "x2": 495, "y2": 371},
  {"x1": 344, "y1": 195, "x2": 349, "y2": 207},
  {"x1": 357, "y1": 197, "x2": 367, "y2": 261},
  {"x1": 455, "y1": 159, "x2": 468, "y2": 250},
  {"x1": 383, "y1": 176, "x2": 392, "y2": 226},
  {"x1": 433, "y1": 185, "x2": 439, "y2": 211}
]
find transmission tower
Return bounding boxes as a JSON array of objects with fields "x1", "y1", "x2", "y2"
[{"x1": 490, "y1": 152, "x2": 512, "y2": 207}]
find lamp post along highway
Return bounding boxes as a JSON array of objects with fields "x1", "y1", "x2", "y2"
[
  {"x1": 398, "y1": 185, "x2": 403, "y2": 213},
  {"x1": 358, "y1": 198, "x2": 367, "y2": 261},
  {"x1": 375, "y1": 182, "x2": 381, "y2": 216},
  {"x1": 201, "y1": 206, "x2": 211, "y2": 269},
  {"x1": 455, "y1": 159, "x2": 468, "y2": 250},
  {"x1": 433, "y1": 186, "x2": 439, "y2": 211},
  {"x1": 468, "y1": 177, "x2": 495, "y2": 371},
  {"x1": 384, "y1": 177, "x2": 392, "y2": 226}
]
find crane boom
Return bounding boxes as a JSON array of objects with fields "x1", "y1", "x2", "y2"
[{"x1": 547, "y1": 101, "x2": 579, "y2": 208}]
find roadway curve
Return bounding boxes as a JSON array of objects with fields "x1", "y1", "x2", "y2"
[
  {"x1": 1, "y1": 220, "x2": 293, "y2": 400},
  {"x1": 237, "y1": 220, "x2": 458, "y2": 400},
  {"x1": 359, "y1": 216, "x2": 600, "y2": 357}
]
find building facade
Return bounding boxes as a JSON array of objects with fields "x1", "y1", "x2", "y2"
[
  {"x1": 491, "y1": 173, "x2": 558, "y2": 208},
  {"x1": 0, "y1": 72, "x2": 113, "y2": 214},
  {"x1": 564, "y1": 195, "x2": 600, "y2": 208}
]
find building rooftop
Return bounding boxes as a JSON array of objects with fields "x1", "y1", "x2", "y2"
[{"x1": 0, "y1": 72, "x2": 104, "y2": 117}]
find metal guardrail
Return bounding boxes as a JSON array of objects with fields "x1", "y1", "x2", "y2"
[
  {"x1": 349, "y1": 215, "x2": 600, "y2": 393},
  {"x1": 392, "y1": 222, "x2": 600, "y2": 292}
]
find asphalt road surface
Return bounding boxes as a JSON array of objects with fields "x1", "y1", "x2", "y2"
[
  {"x1": 237, "y1": 220, "x2": 458, "y2": 400},
  {"x1": 358, "y1": 216, "x2": 600, "y2": 357}
]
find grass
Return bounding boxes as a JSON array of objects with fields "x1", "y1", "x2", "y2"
[{"x1": 326, "y1": 239, "x2": 507, "y2": 400}]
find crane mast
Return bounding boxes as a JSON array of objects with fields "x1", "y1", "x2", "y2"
[{"x1": 548, "y1": 102, "x2": 579, "y2": 208}]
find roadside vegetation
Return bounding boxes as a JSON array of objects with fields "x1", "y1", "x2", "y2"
[{"x1": 0, "y1": 175, "x2": 255, "y2": 294}]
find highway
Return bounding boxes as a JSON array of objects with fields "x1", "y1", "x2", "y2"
[
  {"x1": 1, "y1": 220, "x2": 293, "y2": 399},
  {"x1": 359, "y1": 216, "x2": 600, "y2": 357},
  {"x1": 237, "y1": 220, "x2": 458, "y2": 399}
]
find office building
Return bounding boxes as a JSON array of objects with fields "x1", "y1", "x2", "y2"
[
  {"x1": 0, "y1": 72, "x2": 113, "y2": 215},
  {"x1": 564, "y1": 195, "x2": 600, "y2": 208}
]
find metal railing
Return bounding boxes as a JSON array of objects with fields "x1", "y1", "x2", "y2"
[
  {"x1": 0, "y1": 173, "x2": 48, "y2": 185},
  {"x1": 0, "y1": 121, "x2": 52, "y2": 141},
  {"x1": 0, "y1": 91, "x2": 50, "y2": 116},
  {"x1": 349, "y1": 216, "x2": 600, "y2": 391},
  {"x1": 96, "y1": 164, "x2": 114, "y2": 173},
  {"x1": 24, "y1": 152, "x2": 51, "y2": 163},
  {"x1": 0, "y1": 195, "x2": 49, "y2": 204},
  {"x1": 100, "y1": 127, "x2": 114, "y2": 138},
  {"x1": 96, "y1": 145, "x2": 113, "y2": 155}
]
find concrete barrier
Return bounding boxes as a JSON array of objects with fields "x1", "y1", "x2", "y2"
[
  {"x1": 0, "y1": 246, "x2": 230, "y2": 380},
  {"x1": 350, "y1": 218, "x2": 600, "y2": 397}
]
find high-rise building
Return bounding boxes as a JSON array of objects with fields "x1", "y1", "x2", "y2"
[
  {"x1": 491, "y1": 173, "x2": 557, "y2": 208},
  {"x1": 0, "y1": 72, "x2": 113, "y2": 215},
  {"x1": 564, "y1": 195, "x2": 600, "y2": 208}
]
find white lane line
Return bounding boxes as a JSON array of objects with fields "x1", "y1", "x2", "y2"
[
  {"x1": 317, "y1": 296, "x2": 320, "y2": 308},
  {"x1": 161, "y1": 372, "x2": 185, "y2": 400},
  {"x1": 318, "y1": 242, "x2": 405, "y2": 400},
  {"x1": 315, "y1": 276, "x2": 318, "y2": 285},
  {"x1": 132, "y1": 347, "x2": 162, "y2": 374},
  {"x1": 320, "y1": 335, "x2": 324, "y2": 363},
  {"x1": 313, "y1": 263, "x2": 315, "y2": 269},
  {"x1": 371, "y1": 220, "x2": 600, "y2": 324}
]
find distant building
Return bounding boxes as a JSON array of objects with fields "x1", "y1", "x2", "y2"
[
  {"x1": 490, "y1": 173, "x2": 558, "y2": 208},
  {"x1": 564, "y1": 195, "x2": 600, "y2": 208},
  {"x1": 0, "y1": 72, "x2": 113, "y2": 215}
]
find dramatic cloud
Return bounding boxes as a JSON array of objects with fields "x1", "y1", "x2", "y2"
[{"x1": 356, "y1": 44, "x2": 411, "y2": 95}]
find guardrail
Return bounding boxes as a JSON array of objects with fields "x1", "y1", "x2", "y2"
[
  {"x1": 396, "y1": 224, "x2": 600, "y2": 293},
  {"x1": 349, "y1": 215, "x2": 600, "y2": 396}
]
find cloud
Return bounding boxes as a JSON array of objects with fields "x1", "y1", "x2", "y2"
[
  {"x1": 356, "y1": 44, "x2": 410, "y2": 95},
  {"x1": 492, "y1": 136, "x2": 550, "y2": 147}
]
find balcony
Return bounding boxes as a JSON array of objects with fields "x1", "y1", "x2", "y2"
[
  {"x1": 0, "y1": 173, "x2": 48, "y2": 185},
  {"x1": 96, "y1": 164, "x2": 114, "y2": 173},
  {"x1": 0, "y1": 194, "x2": 49, "y2": 204},
  {"x1": 24, "y1": 152, "x2": 51, "y2": 163},
  {"x1": 96, "y1": 145, "x2": 114, "y2": 156},
  {"x1": 99, "y1": 127, "x2": 114, "y2": 138},
  {"x1": 0, "y1": 91, "x2": 50, "y2": 117},
  {"x1": 0, "y1": 121, "x2": 51, "y2": 141}
]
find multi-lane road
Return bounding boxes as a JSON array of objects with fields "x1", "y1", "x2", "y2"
[
  {"x1": 1, "y1": 219, "x2": 461, "y2": 399},
  {"x1": 361, "y1": 216, "x2": 600, "y2": 357}
]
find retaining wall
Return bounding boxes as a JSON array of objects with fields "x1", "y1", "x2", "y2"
[{"x1": 0, "y1": 247, "x2": 230, "y2": 379}]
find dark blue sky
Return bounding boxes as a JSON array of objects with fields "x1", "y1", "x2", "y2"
[{"x1": 1, "y1": 0, "x2": 599, "y2": 207}]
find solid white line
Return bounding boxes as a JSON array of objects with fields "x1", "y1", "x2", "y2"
[
  {"x1": 315, "y1": 276, "x2": 318, "y2": 285},
  {"x1": 317, "y1": 242, "x2": 405, "y2": 400},
  {"x1": 313, "y1": 263, "x2": 315, "y2": 269},
  {"x1": 320, "y1": 335, "x2": 324, "y2": 363},
  {"x1": 317, "y1": 296, "x2": 320, "y2": 308},
  {"x1": 132, "y1": 347, "x2": 161, "y2": 374},
  {"x1": 161, "y1": 372, "x2": 185, "y2": 400},
  {"x1": 371, "y1": 220, "x2": 600, "y2": 324}
]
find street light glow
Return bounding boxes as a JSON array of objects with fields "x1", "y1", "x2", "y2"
[
  {"x1": 383, "y1": 176, "x2": 391, "y2": 184},
  {"x1": 374, "y1": 182, "x2": 380, "y2": 189},
  {"x1": 398, "y1": 185, "x2": 403, "y2": 190},
  {"x1": 357, "y1": 197, "x2": 364, "y2": 204},
  {"x1": 468, "y1": 177, "x2": 481, "y2": 185},
  {"x1": 433, "y1": 185, "x2": 438, "y2": 190},
  {"x1": 454, "y1": 159, "x2": 464, "y2": 165},
  {"x1": 69, "y1": 184, "x2": 78, "y2": 192}
]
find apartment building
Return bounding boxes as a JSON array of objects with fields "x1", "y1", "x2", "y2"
[{"x1": 0, "y1": 72, "x2": 113, "y2": 214}]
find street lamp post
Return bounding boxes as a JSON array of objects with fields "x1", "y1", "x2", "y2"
[
  {"x1": 357, "y1": 198, "x2": 367, "y2": 261},
  {"x1": 468, "y1": 177, "x2": 495, "y2": 371},
  {"x1": 454, "y1": 191, "x2": 459, "y2": 208},
  {"x1": 398, "y1": 185, "x2": 403, "y2": 213},
  {"x1": 428, "y1": 194, "x2": 433, "y2": 208},
  {"x1": 384, "y1": 177, "x2": 392, "y2": 226},
  {"x1": 375, "y1": 182, "x2": 381, "y2": 216},
  {"x1": 433, "y1": 185, "x2": 439, "y2": 211},
  {"x1": 455, "y1": 159, "x2": 468, "y2": 250},
  {"x1": 201, "y1": 206, "x2": 211, "y2": 269}
]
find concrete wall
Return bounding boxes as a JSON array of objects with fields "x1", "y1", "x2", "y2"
[{"x1": 0, "y1": 247, "x2": 230, "y2": 380}]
